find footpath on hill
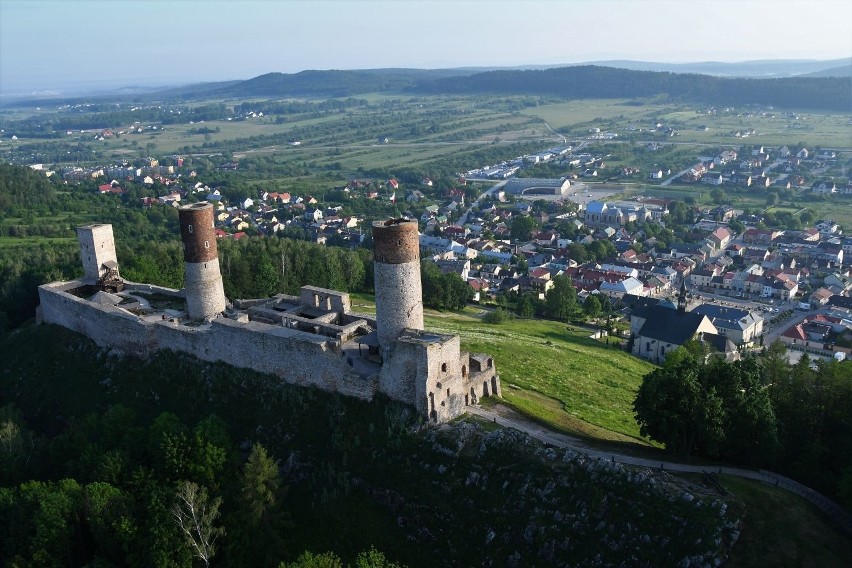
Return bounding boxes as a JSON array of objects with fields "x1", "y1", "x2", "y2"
[{"x1": 465, "y1": 404, "x2": 852, "y2": 536}]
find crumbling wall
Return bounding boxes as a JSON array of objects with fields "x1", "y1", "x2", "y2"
[
  {"x1": 77, "y1": 224, "x2": 118, "y2": 281},
  {"x1": 464, "y1": 353, "x2": 501, "y2": 402},
  {"x1": 39, "y1": 279, "x2": 498, "y2": 424},
  {"x1": 420, "y1": 335, "x2": 468, "y2": 422},
  {"x1": 377, "y1": 340, "x2": 422, "y2": 410},
  {"x1": 300, "y1": 286, "x2": 351, "y2": 313},
  {"x1": 38, "y1": 282, "x2": 153, "y2": 357}
]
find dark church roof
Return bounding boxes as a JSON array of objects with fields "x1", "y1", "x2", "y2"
[
  {"x1": 625, "y1": 296, "x2": 661, "y2": 318},
  {"x1": 637, "y1": 305, "x2": 712, "y2": 345},
  {"x1": 704, "y1": 333, "x2": 737, "y2": 354}
]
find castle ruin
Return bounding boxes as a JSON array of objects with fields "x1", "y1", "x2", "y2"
[{"x1": 38, "y1": 209, "x2": 500, "y2": 422}]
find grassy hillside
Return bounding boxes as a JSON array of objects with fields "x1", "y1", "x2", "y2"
[
  {"x1": 349, "y1": 295, "x2": 655, "y2": 442},
  {"x1": 428, "y1": 311, "x2": 654, "y2": 442}
]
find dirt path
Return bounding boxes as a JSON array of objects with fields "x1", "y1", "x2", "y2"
[{"x1": 466, "y1": 403, "x2": 852, "y2": 535}]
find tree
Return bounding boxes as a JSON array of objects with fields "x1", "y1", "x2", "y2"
[
  {"x1": 516, "y1": 294, "x2": 535, "y2": 319},
  {"x1": 799, "y1": 209, "x2": 816, "y2": 225},
  {"x1": 241, "y1": 443, "x2": 280, "y2": 524},
  {"x1": 544, "y1": 275, "x2": 577, "y2": 321},
  {"x1": 710, "y1": 188, "x2": 727, "y2": 204},
  {"x1": 356, "y1": 547, "x2": 405, "y2": 568},
  {"x1": 705, "y1": 358, "x2": 778, "y2": 465},
  {"x1": 280, "y1": 551, "x2": 343, "y2": 568},
  {"x1": 633, "y1": 357, "x2": 725, "y2": 459},
  {"x1": 510, "y1": 215, "x2": 537, "y2": 242},
  {"x1": 171, "y1": 481, "x2": 225, "y2": 567},
  {"x1": 566, "y1": 242, "x2": 588, "y2": 264},
  {"x1": 586, "y1": 239, "x2": 615, "y2": 261},
  {"x1": 0, "y1": 404, "x2": 33, "y2": 484},
  {"x1": 583, "y1": 295, "x2": 602, "y2": 319}
]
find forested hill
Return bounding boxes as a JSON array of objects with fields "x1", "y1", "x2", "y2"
[
  {"x1": 801, "y1": 63, "x2": 852, "y2": 78},
  {"x1": 5, "y1": 64, "x2": 850, "y2": 109},
  {"x1": 207, "y1": 68, "x2": 480, "y2": 98},
  {"x1": 411, "y1": 65, "x2": 852, "y2": 111}
]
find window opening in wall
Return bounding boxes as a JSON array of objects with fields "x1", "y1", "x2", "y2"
[
  {"x1": 441, "y1": 363, "x2": 447, "y2": 372},
  {"x1": 188, "y1": 224, "x2": 193, "y2": 233},
  {"x1": 446, "y1": 388, "x2": 450, "y2": 398},
  {"x1": 204, "y1": 241, "x2": 210, "y2": 249},
  {"x1": 397, "y1": 240, "x2": 401, "y2": 246}
]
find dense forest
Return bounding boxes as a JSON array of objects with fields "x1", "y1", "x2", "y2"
[
  {"x1": 413, "y1": 65, "x2": 852, "y2": 111},
  {"x1": 634, "y1": 343, "x2": 852, "y2": 508}
]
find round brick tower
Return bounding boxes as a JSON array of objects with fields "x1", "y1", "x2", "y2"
[
  {"x1": 179, "y1": 202, "x2": 226, "y2": 320},
  {"x1": 372, "y1": 219, "x2": 424, "y2": 349}
]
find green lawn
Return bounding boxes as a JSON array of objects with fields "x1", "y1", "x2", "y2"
[
  {"x1": 425, "y1": 310, "x2": 655, "y2": 442},
  {"x1": 350, "y1": 294, "x2": 655, "y2": 442}
]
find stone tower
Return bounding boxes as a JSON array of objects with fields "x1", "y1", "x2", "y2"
[
  {"x1": 178, "y1": 202, "x2": 226, "y2": 320},
  {"x1": 77, "y1": 224, "x2": 118, "y2": 281},
  {"x1": 372, "y1": 219, "x2": 424, "y2": 350}
]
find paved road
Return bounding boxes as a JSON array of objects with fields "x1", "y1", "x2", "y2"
[
  {"x1": 542, "y1": 121, "x2": 567, "y2": 144},
  {"x1": 457, "y1": 180, "x2": 508, "y2": 225},
  {"x1": 466, "y1": 404, "x2": 852, "y2": 535},
  {"x1": 660, "y1": 166, "x2": 692, "y2": 186}
]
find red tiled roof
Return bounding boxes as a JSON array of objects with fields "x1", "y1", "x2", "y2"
[{"x1": 781, "y1": 324, "x2": 807, "y2": 341}]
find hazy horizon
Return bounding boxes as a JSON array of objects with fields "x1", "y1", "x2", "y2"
[{"x1": 2, "y1": 0, "x2": 851, "y2": 96}]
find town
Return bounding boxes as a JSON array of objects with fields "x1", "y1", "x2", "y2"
[{"x1": 19, "y1": 128, "x2": 852, "y2": 366}]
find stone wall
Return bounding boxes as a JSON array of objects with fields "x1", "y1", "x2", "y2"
[
  {"x1": 419, "y1": 334, "x2": 467, "y2": 422},
  {"x1": 154, "y1": 318, "x2": 374, "y2": 400},
  {"x1": 77, "y1": 224, "x2": 118, "y2": 281},
  {"x1": 374, "y1": 261, "x2": 424, "y2": 348},
  {"x1": 38, "y1": 281, "x2": 153, "y2": 358},
  {"x1": 300, "y1": 286, "x2": 351, "y2": 313},
  {"x1": 184, "y1": 260, "x2": 227, "y2": 321},
  {"x1": 39, "y1": 280, "x2": 375, "y2": 401},
  {"x1": 40, "y1": 278, "x2": 498, "y2": 423}
]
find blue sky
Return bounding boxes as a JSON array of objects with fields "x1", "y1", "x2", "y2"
[{"x1": 1, "y1": 0, "x2": 850, "y2": 95}]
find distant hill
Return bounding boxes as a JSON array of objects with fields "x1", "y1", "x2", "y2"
[
  {"x1": 412, "y1": 65, "x2": 852, "y2": 111},
  {"x1": 4, "y1": 60, "x2": 850, "y2": 110},
  {"x1": 582, "y1": 58, "x2": 852, "y2": 78},
  {"x1": 799, "y1": 63, "x2": 852, "y2": 78},
  {"x1": 207, "y1": 68, "x2": 480, "y2": 98}
]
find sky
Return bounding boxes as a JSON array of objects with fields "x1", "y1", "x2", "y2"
[{"x1": 1, "y1": 0, "x2": 851, "y2": 96}]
